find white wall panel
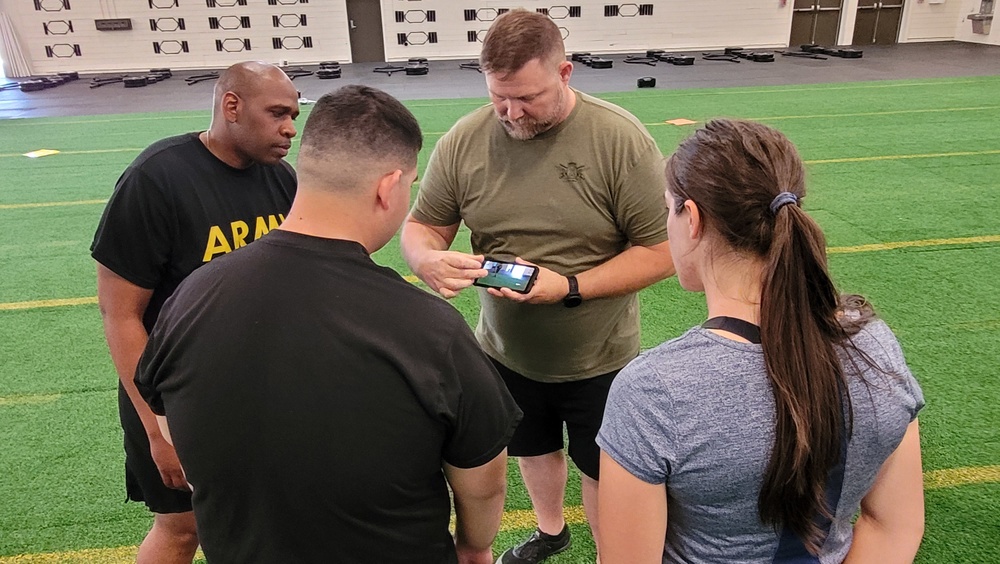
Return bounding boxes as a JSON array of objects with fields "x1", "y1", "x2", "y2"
[
  {"x1": 837, "y1": 0, "x2": 859, "y2": 45},
  {"x1": 953, "y1": 0, "x2": 999, "y2": 44},
  {"x1": 898, "y1": 0, "x2": 963, "y2": 42},
  {"x1": 381, "y1": 0, "x2": 796, "y2": 62},
  {"x1": 5, "y1": 0, "x2": 351, "y2": 75},
  {"x1": 10, "y1": 0, "x2": 985, "y2": 74}
]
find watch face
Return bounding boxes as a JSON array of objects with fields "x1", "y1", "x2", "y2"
[{"x1": 564, "y1": 294, "x2": 583, "y2": 308}]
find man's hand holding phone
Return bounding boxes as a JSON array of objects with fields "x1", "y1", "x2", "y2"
[
  {"x1": 479, "y1": 257, "x2": 571, "y2": 305},
  {"x1": 413, "y1": 251, "x2": 488, "y2": 299}
]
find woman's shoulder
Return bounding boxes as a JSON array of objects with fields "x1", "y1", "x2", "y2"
[
  {"x1": 845, "y1": 319, "x2": 906, "y2": 369},
  {"x1": 844, "y1": 319, "x2": 925, "y2": 416},
  {"x1": 621, "y1": 326, "x2": 762, "y2": 389}
]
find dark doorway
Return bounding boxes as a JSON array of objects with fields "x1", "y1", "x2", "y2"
[
  {"x1": 345, "y1": 0, "x2": 386, "y2": 63},
  {"x1": 790, "y1": 0, "x2": 843, "y2": 46},
  {"x1": 853, "y1": 0, "x2": 905, "y2": 45}
]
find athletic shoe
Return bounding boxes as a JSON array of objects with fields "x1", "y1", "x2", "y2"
[{"x1": 496, "y1": 524, "x2": 571, "y2": 563}]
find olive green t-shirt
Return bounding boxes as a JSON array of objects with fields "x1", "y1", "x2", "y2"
[{"x1": 411, "y1": 90, "x2": 668, "y2": 382}]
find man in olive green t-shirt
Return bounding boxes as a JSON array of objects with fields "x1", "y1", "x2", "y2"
[{"x1": 401, "y1": 10, "x2": 675, "y2": 564}]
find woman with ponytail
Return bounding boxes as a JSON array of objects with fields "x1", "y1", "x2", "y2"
[{"x1": 596, "y1": 119, "x2": 925, "y2": 563}]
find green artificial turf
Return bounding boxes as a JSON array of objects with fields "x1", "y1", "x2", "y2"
[{"x1": 1, "y1": 75, "x2": 998, "y2": 561}]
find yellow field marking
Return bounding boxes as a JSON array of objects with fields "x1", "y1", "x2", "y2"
[
  {"x1": 2, "y1": 235, "x2": 996, "y2": 312},
  {"x1": 943, "y1": 318, "x2": 1000, "y2": 331},
  {"x1": 3, "y1": 139, "x2": 301, "y2": 159},
  {"x1": 0, "y1": 394, "x2": 61, "y2": 407},
  {"x1": 500, "y1": 504, "x2": 587, "y2": 532},
  {"x1": 7, "y1": 144, "x2": 997, "y2": 169},
  {"x1": 827, "y1": 235, "x2": 1000, "y2": 254},
  {"x1": 51, "y1": 148, "x2": 145, "y2": 155},
  {"x1": 0, "y1": 148, "x2": 144, "y2": 159},
  {"x1": 407, "y1": 101, "x2": 487, "y2": 109},
  {"x1": 0, "y1": 199, "x2": 106, "y2": 211},
  {"x1": 643, "y1": 105, "x2": 1000, "y2": 127},
  {"x1": 495, "y1": 467, "x2": 996, "y2": 531},
  {"x1": 0, "y1": 465, "x2": 994, "y2": 563},
  {"x1": 0, "y1": 113, "x2": 208, "y2": 127},
  {"x1": 805, "y1": 149, "x2": 1000, "y2": 165},
  {"x1": 924, "y1": 465, "x2": 1000, "y2": 490},
  {"x1": 0, "y1": 297, "x2": 98, "y2": 311},
  {"x1": 0, "y1": 547, "x2": 205, "y2": 563},
  {"x1": 0, "y1": 546, "x2": 140, "y2": 564},
  {"x1": 749, "y1": 105, "x2": 1000, "y2": 122}
]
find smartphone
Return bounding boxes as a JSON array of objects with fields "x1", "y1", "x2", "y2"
[{"x1": 473, "y1": 259, "x2": 539, "y2": 294}]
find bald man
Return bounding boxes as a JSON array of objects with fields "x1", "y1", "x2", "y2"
[{"x1": 91, "y1": 61, "x2": 299, "y2": 563}]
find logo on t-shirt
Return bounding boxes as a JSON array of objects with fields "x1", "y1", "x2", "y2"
[
  {"x1": 202, "y1": 214, "x2": 286, "y2": 262},
  {"x1": 557, "y1": 162, "x2": 586, "y2": 183}
]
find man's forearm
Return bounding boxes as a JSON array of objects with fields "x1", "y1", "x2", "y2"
[
  {"x1": 446, "y1": 454, "x2": 508, "y2": 554},
  {"x1": 400, "y1": 218, "x2": 453, "y2": 271},
  {"x1": 453, "y1": 484, "x2": 506, "y2": 552},
  {"x1": 576, "y1": 242, "x2": 674, "y2": 300},
  {"x1": 103, "y1": 317, "x2": 162, "y2": 440}
]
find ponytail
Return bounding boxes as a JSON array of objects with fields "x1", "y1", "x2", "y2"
[
  {"x1": 666, "y1": 119, "x2": 862, "y2": 554},
  {"x1": 758, "y1": 203, "x2": 850, "y2": 553}
]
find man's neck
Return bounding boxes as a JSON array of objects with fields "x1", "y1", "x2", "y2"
[
  {"x1": 561, "y1": 86, "x2": 577, "y2": 123},
  {"x1": 278, "y1": 194, "x2": 375, "y2": 253},
  {"x1": 199, "y1": 130, "x2": 251, "y2": 169}
]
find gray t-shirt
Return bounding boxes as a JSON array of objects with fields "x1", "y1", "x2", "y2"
[{"x1": 597, "y1": 320, "x2": 924, "y2": 563}]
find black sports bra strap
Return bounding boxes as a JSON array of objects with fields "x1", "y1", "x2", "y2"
[{"x1": 701, "y1": 316, "x2": 761, "y2": 344}]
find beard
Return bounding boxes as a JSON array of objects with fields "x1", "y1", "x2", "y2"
[{"x1": 497, "y1": 89, "x2": 566, "y2": 141}]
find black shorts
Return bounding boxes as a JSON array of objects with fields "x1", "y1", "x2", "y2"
[
  {"x1": 119, "y1": 385, "x2": 193, "y2": 514},
  {"x1": 491, "y1": 359, "x2": 619, "y2": 480}
]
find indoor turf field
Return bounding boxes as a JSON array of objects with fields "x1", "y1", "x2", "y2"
[{"x1": 1, "y1": 75, "x2": 998, "y2": 562}]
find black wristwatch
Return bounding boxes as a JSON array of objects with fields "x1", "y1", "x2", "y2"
[{"x1": 563, "y1": 275, "x2": 583, "y2": 308}]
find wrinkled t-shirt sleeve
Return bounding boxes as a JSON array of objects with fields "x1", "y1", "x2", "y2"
[
  {"x1": 91, "y1": 167, "x2": 173, "y2": 290},
  {"x1": 441, "y1": 326, "x2": 523, "y2": 468},
  {"x1": 614, "y1": 143, "x2": 669, "y2": 248},
  {"x1": 133, "y1": 298, "x2": 177, "y2": 416},
  {"x1": 597, "y1": 354, "x2": 675, "y2": 484},
  {"x1": 410, "y1": 131, "x2": 462, "y2": 227},
  {"x1": 871, "y1": 321, "x2": 926, "y2": 421}
]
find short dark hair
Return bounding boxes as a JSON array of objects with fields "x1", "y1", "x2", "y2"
[
  {"x1": 299, "y1": 85, "x2": 422, "y2": 170},
  {"x1": 480, "y1": 9, "x2": 565, "y2": 74}
]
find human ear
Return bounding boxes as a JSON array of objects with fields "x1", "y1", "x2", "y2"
[
  {"x1": 684, "y1": 199, "x2": 703, "y2": 240},
  {"x1": 558, "y1": 61, "x2": 573, "y2": 84},
  {"x1": 221, "y1": 92, "x2": 240, "y2": 123},
  {"x1": 375, "y1": 169, "x2": 403, "y2": 211}
]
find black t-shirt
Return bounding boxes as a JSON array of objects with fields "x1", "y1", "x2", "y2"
[
  {"x1": 91, "y1": 132, "x2": 297, "y2": 332},
  {"x1": 136, "y1": 231, "x2": 522, "y2": 564}
]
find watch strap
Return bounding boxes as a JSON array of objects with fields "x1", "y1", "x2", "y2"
[
  {"x1": 563, "y1": 275, "x2": 583, "y2": 308},
  {"x1": 566, "y1": 275, "x2": 579, "y2": 297}
]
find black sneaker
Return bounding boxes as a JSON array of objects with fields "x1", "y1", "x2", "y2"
[{"x1": 496, "y1": 525, "x2": 571, "y2": 564}]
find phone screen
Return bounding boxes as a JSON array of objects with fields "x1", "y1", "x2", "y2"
[{"x1": 475, "y1": 260, "x2": 539, "y2": 293}]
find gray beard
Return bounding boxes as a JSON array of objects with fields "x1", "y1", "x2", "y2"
[
  {"x1": 497, "y1": 90, "x2": 565, "y2": 140},
  {"x1": 500, "y1": 118, "x2": 554, "y2": 140}
]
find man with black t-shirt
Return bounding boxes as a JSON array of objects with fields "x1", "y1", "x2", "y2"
[
  {"x1": 134, "y1": 85, "x2": 522, "y2": 564},
  {"x1": 91, "y1": 61, "x2": 299, "y2": 563}
]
